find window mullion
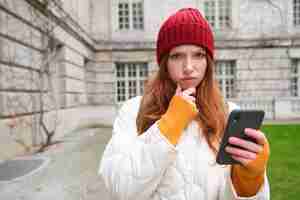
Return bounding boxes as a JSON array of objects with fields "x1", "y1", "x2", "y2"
[
  {"x1": 115, "y1": 63, "x2": 118, "y2": 103},
  {"x1": 222, "y1": 79, "x2": 226, "y2": 98},
  {"x1": 129, "y1": 1, "x2": 132, "y2": 30},
  {"x1": 124, "y1": 64, "x2": 128, "y2": 100},
  {"x1": 136, "y1": 64, "x2": 140, "y2": 96},
  {"x1": 215, "y1": 0, "x2": 219, "y2": 30},
  {"x1": 222, "y1": 65, "x2": 226, "y2": 99},
  {"x1": 221, "y1": 65, "x2": 225, "y2": 98}
]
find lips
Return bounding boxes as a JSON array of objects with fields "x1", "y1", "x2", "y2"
[{"x1": 181, "y1": 77, "x2": 195, "y2": 81}]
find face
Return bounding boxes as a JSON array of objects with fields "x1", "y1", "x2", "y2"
[{"x1": 167, "y1": 44, "x2": 207, "y2": 90}]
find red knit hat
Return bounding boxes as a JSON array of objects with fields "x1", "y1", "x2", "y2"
[{"x1": 156, "y1": 8, "x2": 214, "y2": 64}]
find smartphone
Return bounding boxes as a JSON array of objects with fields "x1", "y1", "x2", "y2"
[{"x1": 216, "y1": 109, "x2": 265, "y2": 165}]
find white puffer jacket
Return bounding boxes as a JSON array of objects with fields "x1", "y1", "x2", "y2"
[{"x1": 99, "y1": 96, "x2": 270, "y2": 200}]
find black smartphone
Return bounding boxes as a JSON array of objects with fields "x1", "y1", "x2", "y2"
[{"x1": 216, "y1": 109, "x2": 265, "y2": 165}]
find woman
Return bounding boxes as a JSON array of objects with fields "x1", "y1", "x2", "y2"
[{"x1": 99, "y1": 7, "x2": 270, "y2": 200}]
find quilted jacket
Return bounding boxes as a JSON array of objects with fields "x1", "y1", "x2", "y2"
[{"x1": 99, "y1": 96, "x2": 270, "y2": 200}]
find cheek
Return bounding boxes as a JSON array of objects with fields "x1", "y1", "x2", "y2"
[
  {"x1": 200, "y1": 67, "x2": 207, "y2": 78},
  {"x1": 198, "y1": 62, "x2": 207, "y2": 78},
  {"x1": 169, "y1": 71, "x2": 180, "y2": 82},
  {"x1": 167, "y1": 65, "x2": 181, "y2": 82}
]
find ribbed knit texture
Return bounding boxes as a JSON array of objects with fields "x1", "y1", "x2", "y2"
[
  {"x1": 158, "y1": 96, "x2": 198, "y2": 145},
  {"x1": 231, "y1": 140, "x2": 270, "y2": 197},
  {"x1": 156, "y1": 8, "x2": 214, "y2": 64}
]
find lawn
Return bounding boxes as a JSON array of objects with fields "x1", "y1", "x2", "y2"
[{"x1": 262, "y1": 124, "x2": 300, "y2": 200}]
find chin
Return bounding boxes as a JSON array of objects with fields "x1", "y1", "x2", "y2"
[{"x1": 180, "y1": 83, "x2": 198, "y2": 90}]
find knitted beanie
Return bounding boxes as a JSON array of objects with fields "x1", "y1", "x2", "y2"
[{"x1": 156, "y1": 8, "x2": 214, "y2": 64}]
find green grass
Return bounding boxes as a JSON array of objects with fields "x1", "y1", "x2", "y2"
[{"x1": 262, "y1": 124, "x2": 300, "y2": 200}]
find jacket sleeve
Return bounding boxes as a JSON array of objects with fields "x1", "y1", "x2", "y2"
[{"x1": 98, "y1": 98, "x2": 177, "y2": 200}]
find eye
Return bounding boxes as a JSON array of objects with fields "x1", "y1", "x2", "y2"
[
  {"x1": 169, "y1": 53, "x2": 181, "y2": 60},
  {"x1": 194, "y1": 52, "x2": 206, "y2": 59}
]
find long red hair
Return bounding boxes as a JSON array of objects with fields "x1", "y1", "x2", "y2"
[{"x1": 136, "y1": 54, "x2": 228, "y2": 153}]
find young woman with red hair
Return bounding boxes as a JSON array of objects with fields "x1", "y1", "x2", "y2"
[{"x1": 99, "y1": 7, "x2": 270, "y2": 200}]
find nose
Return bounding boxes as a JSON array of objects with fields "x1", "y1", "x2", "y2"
[{"x1": 183, "y1": 57, "x2": 193, "y2": 74}]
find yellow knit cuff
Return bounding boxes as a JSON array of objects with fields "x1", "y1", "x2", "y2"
[
  {"x1": 231, "y1": 140, "x2": 270, "y2": 196},
  {"x1": 232, "y1": 167, "x2": 265, "y2": 197},
  {"x1": 158, "y1": 96, "x2": 198, "y2": 145}
]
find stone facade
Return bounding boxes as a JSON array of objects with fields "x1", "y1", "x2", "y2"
[
  {"x1": 0, "y1": 0, "x2": 109, "y2": 158},
  {"x1": 0, "y1": 0, "x2": 300, "y2": 158},
  {"x1": 95, "y1": 0, "x2": 300, "y2": 119}
]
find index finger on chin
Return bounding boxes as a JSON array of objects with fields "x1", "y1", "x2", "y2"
[{"x1": 176, "y1": 84, "x2": 182, "y2": 95}]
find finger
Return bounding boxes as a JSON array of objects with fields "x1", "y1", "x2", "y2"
[
  {"x1": 176, "y1": 84, "x2": 182, "y2": 95},
  {"x1": 245, "y1": 128, "x2": 267, "y2": 145},
  {"x1": 185, "y1": 96, "x2": 196, "y2": 103},
  {"x1": 185, "y1": 87, "x2": 196, "y2": 94},
  {"x1": 181, "y1": 92, "x2": 196, "y2": 99},
  {"x1": 225, "y1": 146, "x2": 257, "y2": 160},
  {"x1": 228, "y1": 137, "x2": 263, "y2": 153},
  {"x1": 231, "y1": 155, "x2": 251, "y2": 166},
  {"x1": 183, "y1": 87, "x2": 196, "y2": 96},
  {"x1": 182, "y1": 91, "x2": 195, "y2": 98}
]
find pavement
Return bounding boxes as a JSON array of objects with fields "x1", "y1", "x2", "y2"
[
  {"x1": 0, "y1": 127, "x2": 112, "y2": 200},
  {"x1": 0, "y1": 114, "x2": 299, "y2": 200}
]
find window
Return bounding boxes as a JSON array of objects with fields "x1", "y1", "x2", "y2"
[
  {"x1": 291, "y1": 59, "x2": 300, "y2": 97},
  {"x1": 204, "y1": 0, "x2": 232, "y2": 30},
  {"x1": 294, "y1": 0, "x2": 300, "y2": 26},
  {"x1": 132, "y1": 2, "x2": 144, "y2": 29},
  {"x1": 118, "y1": 3, "x2": 130, "y2": 29},
  {"x1": 215, "y1": 60, "x2": 236, "y2": 98},
  {"x1": 115, "y1": 62, "x2": 148, "y2": 102},
  {"x1": 118, "y1": 1, "x2": 144, "y2": 30}
]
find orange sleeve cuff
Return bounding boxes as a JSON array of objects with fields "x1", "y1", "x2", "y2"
[
  {"x1": 158, "y1": 96, "x2": 198, "y2": 145},
  {"x1": 231, "y1": 140, "x2": 270, "y2": 197}
]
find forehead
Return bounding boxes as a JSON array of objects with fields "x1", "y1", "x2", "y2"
[{"x1": 169, "y1": 44, "x2": 205, "y2": 53}]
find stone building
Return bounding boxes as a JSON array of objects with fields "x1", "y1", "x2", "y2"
[
  {"x1": 96, "y1": 0, "x2": 300, "y2": 120},
  {"x1": 0, "y1": 0, "x2": 300, "y2": 157}
]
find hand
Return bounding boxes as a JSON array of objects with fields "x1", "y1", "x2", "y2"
[
  {"x1": 229, "y1": 128, "x2": 270, "y2": 196},
  {"x1": 158, "y1": 84, "x2": 198, "y2": 145},
  {"x1": 175, "y1": 84, "x2": 196, "y2": 106},
  {"x1": 225, "y1": 128, "x2": 269, "y2": 169}
]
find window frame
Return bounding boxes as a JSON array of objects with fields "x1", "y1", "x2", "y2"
[
  {"x1": 203, "y1": 0, "x2": 232, "y2": 30},
  {"x1": 294, "y1": 0, "x2": 300, "y2": 26},
  {"x1": 117, "y1": 0, "x2": 144, "y2": 31},
  {"x1": 291, "y1": 59, "x2": 300, "y2": 97},
  {"x1": 215, "y1": 60, "x2": 237, "y2": 99},
  {"x1": 118, "y1": 2, "x2": 130, "y2": 30},
  {"x1": 115, "y1": 62, "x2": 148, "y2": 103}
]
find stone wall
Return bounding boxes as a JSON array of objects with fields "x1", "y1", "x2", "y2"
[{"x1": 0, "y1": 0, "x2": 101, "y2": 159}]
